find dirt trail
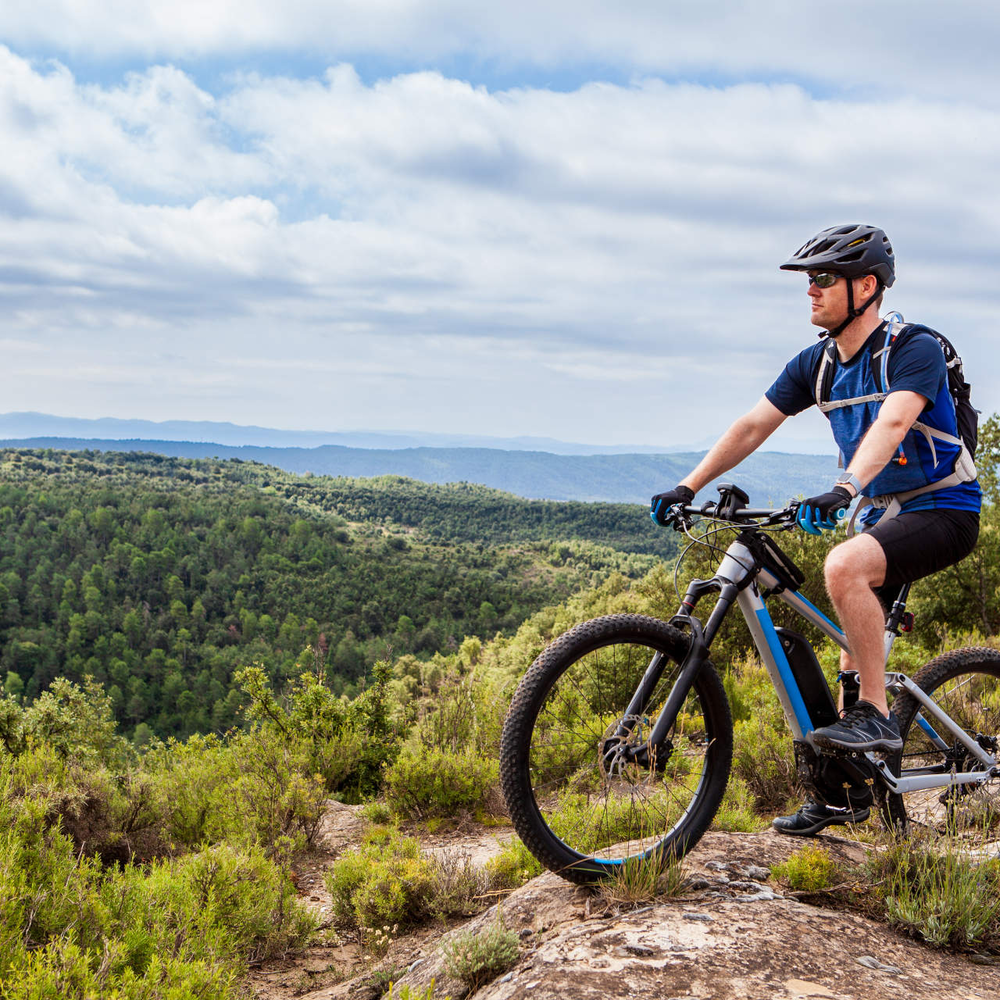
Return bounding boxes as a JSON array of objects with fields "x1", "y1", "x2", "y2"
[{"x1": 249, "y1": 806, "x2": 999, "y2": 1000}]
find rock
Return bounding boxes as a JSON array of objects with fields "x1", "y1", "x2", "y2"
[
  {"x1": 856, "y1": 955, "x2": 902, "y2": 974},
  {"x1": 784, "y1": 979, "x2": 838, "y2": 998}
]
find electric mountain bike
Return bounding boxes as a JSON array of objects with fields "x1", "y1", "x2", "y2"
[{"x1": 498, "y1": 483, "x2": 1000, "y2": 883}]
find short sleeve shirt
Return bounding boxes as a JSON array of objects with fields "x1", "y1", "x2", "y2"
[{"x1": 765, "y1": 323, "x2": 980, "y2": 514}]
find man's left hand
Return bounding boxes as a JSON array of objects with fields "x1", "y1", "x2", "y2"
[{"x1": 796, "y1": 486, "x2": 853, "y2": 535}]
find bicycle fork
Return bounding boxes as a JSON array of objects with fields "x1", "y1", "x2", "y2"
[{"x1": 609, "y1": 572, "x2": 742, "y2": 768}]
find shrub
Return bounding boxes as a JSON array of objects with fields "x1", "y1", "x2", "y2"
[
  {"x1": 596, "y1": 853, "x2": 688, "y2": 907},
  {"x1": 430, "y1": 852, "x2": 489, "y2": 919},
  {"x1": 0, "y1": 939, "x2": 238, "y2": 1000},
  {"x1": 773, "y1": 844, "x2": 838, "y2": 892},
  {"x1": 383, "y1": 745, "x2": 500, "y2": 820},
  {"x1": 325, "y1": 828, "x2": 439, "y2": 930},
  {"x1": 385, "y1": 981, "x2": 448, "y2": 1000},
  {"x1": 1, "y1": 748, "x2": 315, "y2": 998},
  {"x1": 19, "y1": 676, "x2": 129, "y2": 768},
  {"x1": 868, "y1": 838, "x2": 1000, "y2": 950},
  {"x1": 731, "y1": 716, "x2": 797, "y2": 811},
  {"x1": 483, "y1": 838, "x2": 543, "y2": 891},
  {"x1": 442, "y1": 915, "x2": 519, "y2": 992},
  {"x1": 712, "y1": 775, "x2": 770, "y2": 833},
  {"x1": 144, "y1": 728, "x2": 327, "y2": 856},
  {"x1": 106, "y1": 843, "x2": 317, "y2": 967}
]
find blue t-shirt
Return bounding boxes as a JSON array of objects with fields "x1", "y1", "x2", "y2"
[{"x1": 766, "y1": 323, "x2": 981, "y2": 516}]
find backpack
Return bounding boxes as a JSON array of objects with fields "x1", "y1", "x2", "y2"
[{"x1": 813, "y1": 312, "x2": 978, "y2": 516}]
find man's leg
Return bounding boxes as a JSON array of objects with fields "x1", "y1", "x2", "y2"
[
  {"x1": 775, "y1": 511, "x2": 979, "y2": 835},
  {"x1": 822, "y1": 533, "x2": 889, "y2": 716},
  {"x1": 807, "y1": 532, "x2": 903, "y2": 752}
]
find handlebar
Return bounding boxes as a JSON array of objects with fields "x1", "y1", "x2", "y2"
[{"x1": 658, "y1": 487, "x2": 802, "y2": 531}]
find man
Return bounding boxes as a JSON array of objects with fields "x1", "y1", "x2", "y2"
[{"x1": 650, "y1": 224, "x2": 981, "y2": 836}]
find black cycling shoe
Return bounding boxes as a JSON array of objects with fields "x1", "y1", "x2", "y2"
[
  {"x1": 811, "y1": 700, "x2": 903, "y2": 753},
  {"x1": 772, "y1": 799, "x2": 870, "y2": 837}
]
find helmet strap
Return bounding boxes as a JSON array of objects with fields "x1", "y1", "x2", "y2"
[{"x1": 821, "y1": 276, "x2": 885, "y2": 339}]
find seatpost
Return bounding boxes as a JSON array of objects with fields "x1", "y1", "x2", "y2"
[{"x1": 882, "y1": 582, "x2": 912, "y2": 663}]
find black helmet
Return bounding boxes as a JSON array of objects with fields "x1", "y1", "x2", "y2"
[{"x1": 780, "y1": 224, "x2": 895, "y2": 288}]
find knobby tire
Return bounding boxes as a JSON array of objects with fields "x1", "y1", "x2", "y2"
[
  {"x1": 499, "y1": 614, "x2": 733, "y2": 884},
  {"x1": 883, "y1": 646, "x2": 1000, "y2": 847}
]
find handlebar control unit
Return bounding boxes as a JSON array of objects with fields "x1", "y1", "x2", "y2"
[{"x1": 715, "y1": 483, "x2": 750, "y2": 520}]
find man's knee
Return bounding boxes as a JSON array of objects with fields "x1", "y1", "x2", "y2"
[{"x1": 824, "y1": 538, "x2": 885, "y2": 599}]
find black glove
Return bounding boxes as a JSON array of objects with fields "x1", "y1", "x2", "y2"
[
  {"x1": 650, "y1": 484, "x2": 695, "y2": 526},
  {"x1": 797, "y1": 486, "x2": 852, "y2": 535}
]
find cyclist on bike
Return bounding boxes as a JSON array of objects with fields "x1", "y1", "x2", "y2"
[{"x1": 650, "y1": 224, "x2": 981, "y2": 836}]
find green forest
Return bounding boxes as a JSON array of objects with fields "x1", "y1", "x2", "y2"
[
  {"x1": 2, "y1": 428, "x2": 1000, "y2": 998},
  {"x1": 0, "y1": 449, "x2": 672, "y2": 740}
]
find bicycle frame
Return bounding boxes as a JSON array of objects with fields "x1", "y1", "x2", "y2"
[{"x1": 660, "y1": 528, "x2": 998, "y2": 799}]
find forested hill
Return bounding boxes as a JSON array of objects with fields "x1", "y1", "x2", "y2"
[
  {"x1": 0, "y1": 449, "x2": 673, "y2": 740},
  {"x1": 2, "y1": 437, "x2": 837, "y2": 504}
]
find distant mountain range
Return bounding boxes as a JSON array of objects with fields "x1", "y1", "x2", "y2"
[
  {"x1": 1, "y1": 435, "x2": 837, "y2": 505},
  {"x1": 0, "y1": 412, "x2": 707, "y2": 455}
]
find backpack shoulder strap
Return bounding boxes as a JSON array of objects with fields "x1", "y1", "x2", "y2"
[
  {"x1": 870, "y1": 312, "x2": 908, "y2": 394},
  {"x1": 813, "y1": 337, "x2": 839, "y2": 408}
]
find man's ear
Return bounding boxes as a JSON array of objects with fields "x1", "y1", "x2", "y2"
[{"x1": 858, "y1": 273, "x2": 879, "y2": 298}]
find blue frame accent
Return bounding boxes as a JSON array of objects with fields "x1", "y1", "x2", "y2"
[
  {"x1": 788, "y1": 591, "x2": 842, "y2": 636},
  {"x1": 754, "y1": 605, "x2": 816, "y2": 735}
]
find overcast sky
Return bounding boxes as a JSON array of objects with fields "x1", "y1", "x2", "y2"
[{"x1": 2, "y1": 2, "x2": 998, "y2": 451}]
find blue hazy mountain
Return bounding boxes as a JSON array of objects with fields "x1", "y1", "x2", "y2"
[
  {"x1": 1, "y1": 434, "x2": 836, "y2": 505},
  {"x1": 0, "y1": 412, "x2": 699, "y2": 455}
]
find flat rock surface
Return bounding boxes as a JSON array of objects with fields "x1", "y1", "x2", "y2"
[{"x1": 250, "y1": 821, "x2": 999, "y2": 1000}]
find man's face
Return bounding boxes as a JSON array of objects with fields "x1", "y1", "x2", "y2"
[{"x1": 806, "y1": 270, "x2": 849, "y2": 330}]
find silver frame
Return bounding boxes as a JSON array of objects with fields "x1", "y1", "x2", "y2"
[{"x1": 712, "y1": 538, "x2": 998, "y2": 794}]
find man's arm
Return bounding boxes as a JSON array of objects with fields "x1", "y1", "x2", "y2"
[
  {"x1": 679, "y1": 396, "x2": 788, "y2": 494},
  {"x1": 841, "y1": 390, "x2": 927, "y2": 494}
]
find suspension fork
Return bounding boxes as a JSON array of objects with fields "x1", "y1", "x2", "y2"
[{"x1": 616, "y1": 579, "x2": 739, "y2": 754}]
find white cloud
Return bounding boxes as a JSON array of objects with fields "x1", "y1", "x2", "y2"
[
  {"x1": 1, "y1": 40, "x2": 999, "y2": 446},
  {"x1": 3, "y1": 2, "x2": 1000, "y2": 109}
]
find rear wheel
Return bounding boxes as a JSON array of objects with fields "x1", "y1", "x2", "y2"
[
  {"x1": 499, "y1": 614, "x2": 732, "y2": 883},
  {"x1": 883, "y1": 647, "x2": 1000, "y2": 849}
]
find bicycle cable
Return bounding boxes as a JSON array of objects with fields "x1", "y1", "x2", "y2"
[{"x1": 669, "y1": 503, "x2": 800, "y2": 603}]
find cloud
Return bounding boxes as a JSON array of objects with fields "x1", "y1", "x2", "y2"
[
  {"x1": 1, "y1": 42, "x2": 999, "y2": 446},
  {"x1": 3, "y1": 2, "x2": 1000, "y2": 108}
]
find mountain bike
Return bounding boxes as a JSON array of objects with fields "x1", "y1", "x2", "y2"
[{"x1": 498, "y1": 483, "x2": 1000, "y2": 883}]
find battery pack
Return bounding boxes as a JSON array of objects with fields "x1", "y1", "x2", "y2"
[{"x1": 775, "y1": 627, "x2": 838, "y2": 729}]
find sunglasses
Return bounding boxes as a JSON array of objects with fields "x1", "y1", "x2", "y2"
[{"x1": 807, "y1": 272, "x2": 842, "y2": 288}]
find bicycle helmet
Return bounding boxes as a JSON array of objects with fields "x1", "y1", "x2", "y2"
[
  {"x1": 781, "y1": 224, "x2": 895, "y2": 337},
  {"x1": 780, "y1": 224, "x2": 895, "y2": 287}
]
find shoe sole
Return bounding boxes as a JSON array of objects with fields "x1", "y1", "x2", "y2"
[
  {"x1": 773, "y1": 808, "x2": 870, "y2": 837},
  {"x1": 812, "y1": 734, "x2": 902, "y2": 753}
]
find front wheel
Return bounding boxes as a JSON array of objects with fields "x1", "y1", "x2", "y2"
[
  {"x1": 882, "y1": 647, "x2": 1000, "y2": 844},
  {"x1": 499, "y1": 614, "x2": 733, "y2": 883}
]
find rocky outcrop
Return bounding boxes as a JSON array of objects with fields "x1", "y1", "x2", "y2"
[{"x1": 255, "y1": 826, "x2": 999, "y2": 1000}]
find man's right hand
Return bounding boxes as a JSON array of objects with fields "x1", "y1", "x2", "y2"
[{"x1": 650, "y1": 485, "x2": 695, "y2": 525}]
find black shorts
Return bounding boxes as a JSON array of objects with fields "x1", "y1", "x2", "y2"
[{"x1": 865, "y1": 508, "x2": 979, "y2": 603}]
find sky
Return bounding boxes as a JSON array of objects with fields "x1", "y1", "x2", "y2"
[{"x1": 2, "y1": 2, "x2": 999, "y2": 452}]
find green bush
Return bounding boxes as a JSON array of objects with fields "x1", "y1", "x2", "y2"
[
  {"x1": 102, "y1": 842, "x2": 316, "y2": 967},
  {"x1": 868, "y1": 839, "x2": 1000, "y2": 950},
  {"x1": 385, "y1": 981, "x2": 448, "y2": 1000},
  {"x1": 482, "y1": 838, "x2": 543, "y2": 891},
  {"x1": 8, "y1": 743, "x2": 163, "y2": 865},
  {"x1": 326, "y1": 828, "x2": 439, "y2": 930},
  {"x1": 773, "y1": 844, "x2": 838, "y2": 892},
  {"x1": 731, "y1": 715, "x2": 797, "y2": 811},
  {"x1": 442, "y1": 916, "x2": 519, "y2": 992},
  {"x1": 712, "y1": 775, "x2": 770, "y2": 833},
  {"x1": 383, "y1": 745, "x2": 500, "y2": 820},
  {"x1": 1, "y1": 748, "x2": 315, "y2": 998}
]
